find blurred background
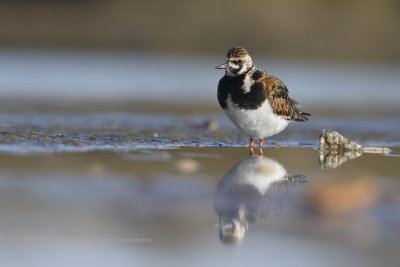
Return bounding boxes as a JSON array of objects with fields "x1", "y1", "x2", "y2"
[
  {"x1": 1, "y1": 0, "x2": 399, "y2": 60},
  {"x1": 0, "y1": 0, "x2": 399, "y2": 113}
]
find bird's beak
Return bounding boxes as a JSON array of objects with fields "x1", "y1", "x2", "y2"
[{"x1": 215, "y1": 63, "x2": 228, "y2": 69}]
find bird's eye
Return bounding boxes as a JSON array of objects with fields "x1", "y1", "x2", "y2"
[{"x1": 237, "y1": 60, "x2": 243, "y2": 64}]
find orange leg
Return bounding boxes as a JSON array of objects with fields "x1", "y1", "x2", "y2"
[
  {"x1": 259, "y1": 138, "x2": 264, "y2": 156},
  {"x1": 249, "y1": 138, "x2": 255, "y2": 155}
]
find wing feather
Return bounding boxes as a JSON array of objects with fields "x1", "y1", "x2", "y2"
[{"x1": 255, "y1": 70, "x2": 310, "y2": 122}]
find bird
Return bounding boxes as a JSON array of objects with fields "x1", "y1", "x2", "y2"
[
  {"x1": 213, "y1": 155, "x2": 306, "y2": 244},
  {"x1": 216, "y1": 47, "x2": 310, "y2": 155}
]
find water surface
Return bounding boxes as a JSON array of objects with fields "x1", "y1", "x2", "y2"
[
  {"x1": 1, "y1": 146, "x2": 399, "y2": 267},
  {"x1": 0, "y1": 49, "x2": 399, "y2": 108},
  {"x1": 0, "y1": 108, "x2": 399, "y2": 267}
]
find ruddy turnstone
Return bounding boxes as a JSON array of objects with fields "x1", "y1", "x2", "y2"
[{"x1": 216, "y1": 47, "x2": 310, "y2": 155}]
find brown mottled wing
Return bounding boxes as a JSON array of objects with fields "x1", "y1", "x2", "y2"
[
  {"x1": 257, "y1": 72, "x2": 310, "y2": 122},
  {"x1": 260, "y1": 174, "x2": 307, "y2": 217}
]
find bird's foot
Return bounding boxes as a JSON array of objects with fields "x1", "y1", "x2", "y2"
[
  {"x1": 259, "y1": 138, "x2": 264, "y2": 156},
  {"x1": 249, "y1": 138, "x2": 255, "y2": 155}
]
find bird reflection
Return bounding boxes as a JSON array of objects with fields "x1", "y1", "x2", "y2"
[{"x1": 213, "y1": 155, "x2": 306, "y2": 244}]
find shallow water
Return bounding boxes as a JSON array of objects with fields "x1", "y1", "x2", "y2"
[
  {"x1": 0, "y1": 111, "x2": 399, "y2": 154},
  {"x1": 0, "y1": 107, "x2": 399, "y2": 266},
  {"x1": 1, "y1": 147, "x2": 399, "y2": 267},
  {"x1": 1, "y1": 49, "x2": 400, "y2": 108}
]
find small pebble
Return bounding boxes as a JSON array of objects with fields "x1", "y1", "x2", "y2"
[
  {"x1": 89, "y1": 162, "x2": 106, "y2": 177},
  {"x1": 175, "y1": 158, "x2": 200, "y2": 174},
  {"x1": 72, "y1": 140, "x2": 84, "y2": 146},
  {"x1": 306, "y1": 176, "x2": 380, "y2": 216},
  {"x1": 204, "y1": 120, "x2": 219, "y2": 131}
]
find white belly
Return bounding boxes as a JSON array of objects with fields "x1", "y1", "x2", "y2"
[
  {"x1": 224, "y1": 97, "x2": 289, "y2": 139},
  {"x1": 220, "y1": 156, "x2": 287, "y2": 196}
]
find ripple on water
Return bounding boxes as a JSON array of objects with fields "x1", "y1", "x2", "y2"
[{"x1": 0, "y1": 112, "x2": 398, "y2": 154}]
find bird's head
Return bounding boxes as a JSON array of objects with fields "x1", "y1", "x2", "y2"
[
  {"x1": 217, "y1": 217, "x2": 247, "y2": 245},
  {"x1": 216, "y1": 47, "x2": 254, "y2": 76}
]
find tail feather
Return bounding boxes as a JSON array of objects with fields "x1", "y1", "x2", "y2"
[
  {"x1": 294, "y1": 107, "x2": 311, "y2": 122},
  {"x1": 290, "y1": 97, "x2": 310, "y2": 122}
]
